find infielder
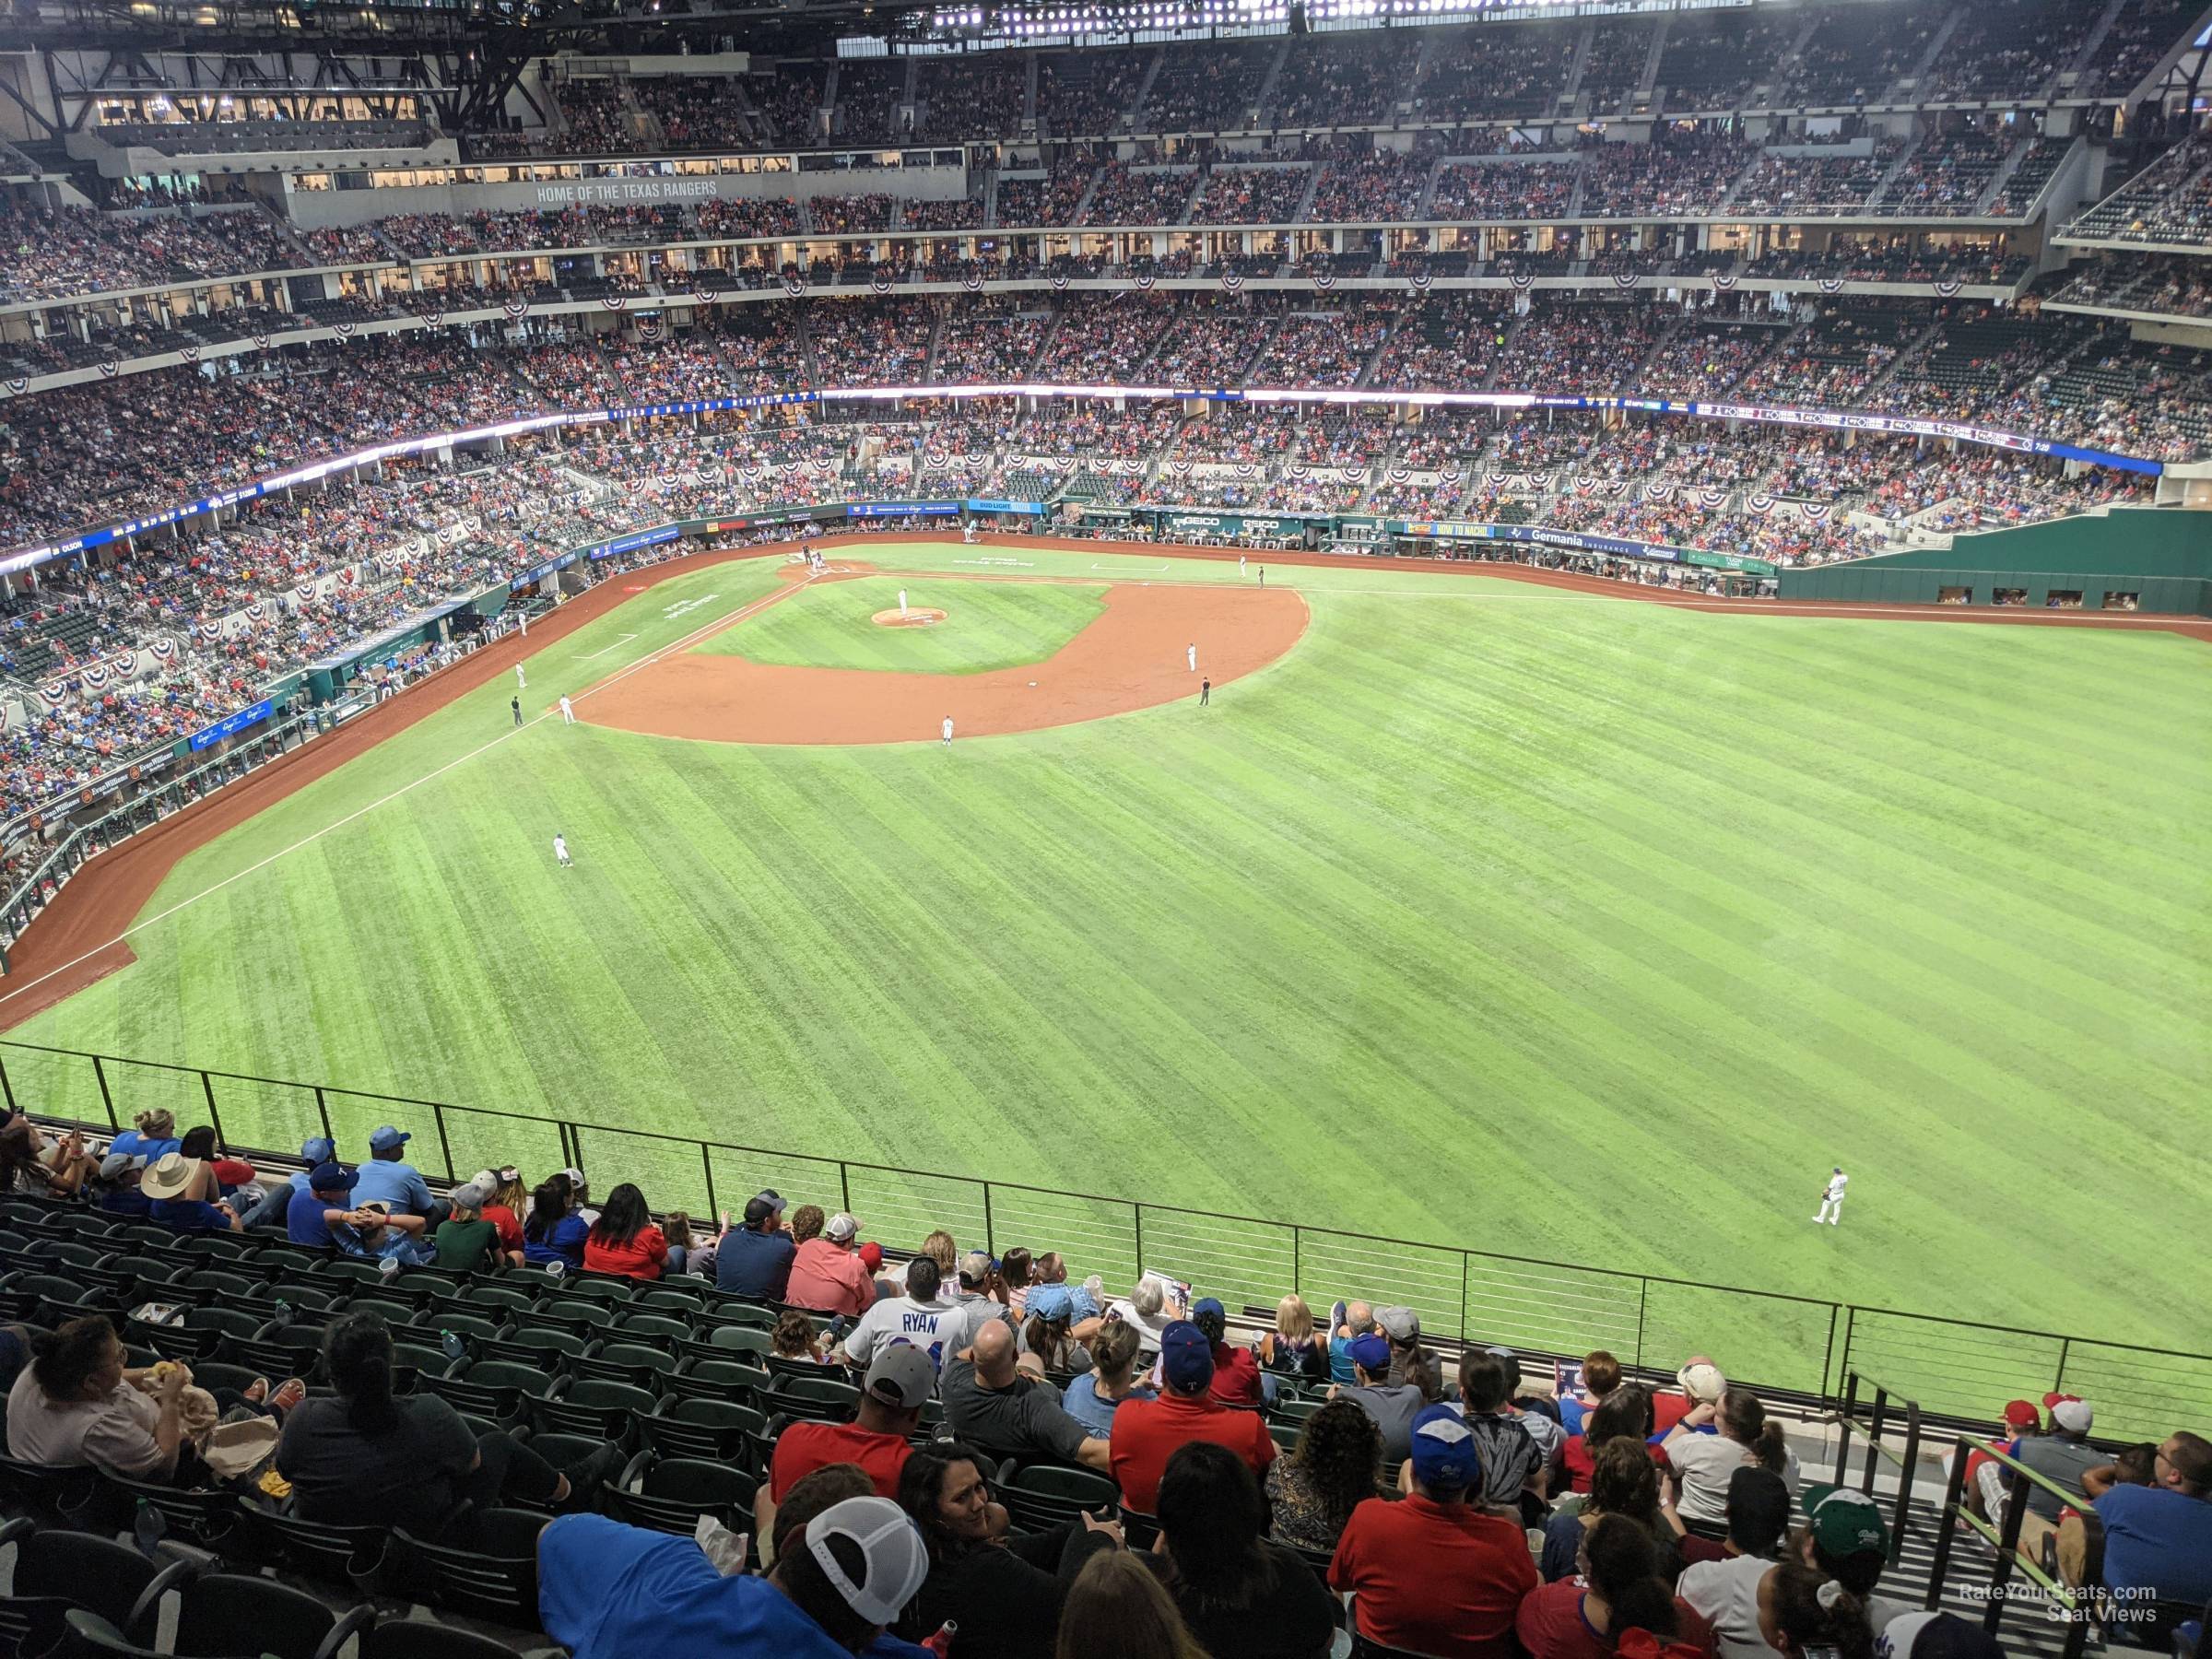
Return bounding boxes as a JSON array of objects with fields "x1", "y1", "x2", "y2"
[
  {"x1": 515, "y1": 663, "x2": 526, "y2": 691},
  {"x1": 941, "y1": 714, "x2": 954, "y2": 747},
  {"x1": 1186, "y1": 642, "x2": 1198, "y2": 673},
  {"x1": 1240, "y1": 555, "x2": 1247, "y2": 575},
  {"x1": 553, "y1": 833, "x2": 573, "y2": 867},
  {"x1": 962, "y1": 520, "x2": 979, "y2": 545},
  {"x1": 559, "y1": 695, "x2": 576, "y2": 725},
  {"x1": 1813, "y1": 1167, "x2": 1848, "y2": 1226},
  {"x1": 900, "y1": 589, "x2": 910, "y2": 618}
]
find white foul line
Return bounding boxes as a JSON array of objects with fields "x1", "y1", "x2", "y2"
[
  {"x1": 571, "y1": 631, "x2": 638, "y2": 661},
  {"x1": 0, "y1": 571, "x2": 819, "y2": 1010}
]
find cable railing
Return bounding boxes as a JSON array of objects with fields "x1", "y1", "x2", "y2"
[{"x1": 5, "y1": 1036, "x2": 2208, "y2": 1441}]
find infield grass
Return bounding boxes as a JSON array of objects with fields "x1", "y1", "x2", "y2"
[
  {"x1": 7, "y1": 541, "x2": 2208, "y2": 1422},
  {"x1": 700, "y1": 574, "x2": 1108, "y2": 673}
]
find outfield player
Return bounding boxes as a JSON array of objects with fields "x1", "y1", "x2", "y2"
[
  {"x1": 1814, "y1": 1167, "x2": 1848, "y2": 1226},
  {"x1": 515, "y1": 663, "x2": 526, "y2": 691},
  {"x1": 941, "y1": 714, "x2": 954, "y2": 747},
  {"x1": 559, "y1": 695, "x2": 575, "y2": 725},
  {"x1": 553, "y1": 833, "x2": 573, "y2": 867}
]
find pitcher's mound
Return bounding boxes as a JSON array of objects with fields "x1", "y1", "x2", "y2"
[{"x1": 873, "y1": 607, "x2": 947, "y2": 628}]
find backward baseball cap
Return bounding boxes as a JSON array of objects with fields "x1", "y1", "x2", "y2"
[
  {"x1": 1802, "y1": 1483, "x2": 1888, "y2": 1559},
  {"x1": 1377, "y1": 1305, "x2": 1420, "y2": 1342},
  {"x1": 865, "y1": 1344, "x2": 937, "y2": 1410},
  {"x1": 805, "y1": 1496, "x2": 928, "y2": 1625}
]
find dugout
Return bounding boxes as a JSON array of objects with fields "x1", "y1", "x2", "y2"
[{"x1": 1778, "y1": 507, "x2": 2212, "y2": 616}]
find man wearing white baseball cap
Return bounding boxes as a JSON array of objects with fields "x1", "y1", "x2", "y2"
[
  {"x1": 2007, "y1": 1393, "x2": 2100, "y2": 1563},
  {"x1": 786, "y1": 1211, "x2": 875, "y2": 1321},
  {"x1": 539, "y1": 1493, "x2": 927, "y2": 1657}
]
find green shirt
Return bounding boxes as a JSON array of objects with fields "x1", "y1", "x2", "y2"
[{"x1": 431, "y1": 1218, "x2": 500, "y2": 1272}]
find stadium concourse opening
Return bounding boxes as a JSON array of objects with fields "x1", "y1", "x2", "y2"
[{"x1": 577, "y1": 558, "x2": 1308, "y2": 745}]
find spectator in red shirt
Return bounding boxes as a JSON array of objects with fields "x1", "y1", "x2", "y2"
[
  {"x1": 1110, "y1": 1321, "x2": 1276, "y2": 1516},
  {"x1": 580, "y1": 1183, "x2": 668, "y2": 1281},
  {"x1": 785, "y1": 1211, "x2": 876, "y2": 1319},
  {"x1": 757, "y1": 1343, "x2": 933, "y2": 1560},
  {"x1": 1653, "y1": 1361, "x2": 1725, "y2": 1437},
  {"x1": 1331, "y1": 1403, "x2": 1538, "y2": 1659},
  {"x1": 1190, "y1": 1298, "x2": 1264, "y2": 1407},
  {"x1": 1564, "y1": 1386, "x2": 1661, "y2": 1495},
  {"x1": 1519, "y1": 1512, "x2": 1718, "y2": 1659},
  {"x1": 471, "y1": 1168, "x2": 527, "y2": 1258}
]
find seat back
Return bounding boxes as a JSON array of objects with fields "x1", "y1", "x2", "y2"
[
  {"x1": 604, "y1": 1455, "x2": 757, "y2": 1537},
  {"x1": 358, "y1": 1619, "x2": 522, "y2": 1659},
  {"x1": 234, "y1": 1503, "x2": 388, "y2": 1585},
  {"x1": 169, "y1": 1572, "x2": 352, "y2": 1659},
  {"x1": 530, "y1": 1378, "x2": 655, "y2": 1441},
  {"x1": 641, "y1": 1398, "x2": 764, "y2": 1465},
  {"x1": 389, "y1": 1508, "x2": 544, "y2": 1627},
  {"x1": 998, "y1": 1460, "x2": 1119, "y2": 1534}
]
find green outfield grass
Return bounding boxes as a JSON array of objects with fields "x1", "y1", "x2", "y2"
[
  {"x1": 701, "y1": 574, "x2": 1107, "y2": 673},
  {"x1": 7, "y1": 540, "x2": 2209, "y2": 1419}
]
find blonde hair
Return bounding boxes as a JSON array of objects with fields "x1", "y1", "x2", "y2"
[
  {"x1": 133, "y1": 1110, "x2": 175, "y2": 1138},
  {"x1": 1053, "y1": 1549, "x2": 1208, "y2": 1659},
  {"x1": 921, "y1": 1230, "x2": 958, "y2": 1274},
  {"x1": 1276, "y1": 1294, "x2": 1313, "y2": 1342}
]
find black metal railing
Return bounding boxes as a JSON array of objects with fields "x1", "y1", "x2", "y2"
[{"x1": 3, "y1": 1035, "x2": 2206, "y2": 1440}]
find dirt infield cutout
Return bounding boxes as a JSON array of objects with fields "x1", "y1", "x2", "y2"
[{"x1": 582, "y1": 573, "x2": 1308, "y2": 746}]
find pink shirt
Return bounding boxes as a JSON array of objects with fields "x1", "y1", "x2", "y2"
[{"x1": 783, "y1": 1238, "x2": 874, "y2": 1317}]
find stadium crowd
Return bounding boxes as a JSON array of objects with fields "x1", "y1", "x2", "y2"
[{"x1": 0, "y1": 1112, "x2": 2205, "y2": 1659}]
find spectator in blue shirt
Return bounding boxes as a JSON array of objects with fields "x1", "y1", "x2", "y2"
[
  {"x1": 2081, "y1": 1432, "x2": 2212, "y2": 1608},
  {"x1": 142, "y1": 1153, "x2": 240, "y2": 1234},
  {"x1": 716, "y1": 1190, "x2": 795, "y2": 1298},
  {"x1": 106, "y1": 1110, "x2": 182, "y2": 1163},
  {"x1": 334, "y1": 1201, "x2": 434, "y2": 1267},
  {"x1": 539, "y1": 1494, "x2": 927, "y2": 1659},
  {"x1": 91, "y1": 1154, "x2": 152, "y2": 1218},
  {"x1": 288, "y1": 1162, "x2": 361, "y2": 1247},
  {"x1": 240, "y1": 1136, "x2": 337, "y2": 1230},
  {"x1": 1327, "y1": 1300, "x2": 1376, "y2": 1385},
  {"x1": 349, "y1": 1125, "x2": 441, "y2": 1223},
  {"x1": 522, "y1": 1173, "x2": 591, "y2": 1270}
]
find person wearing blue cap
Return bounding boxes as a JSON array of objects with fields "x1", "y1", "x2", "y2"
[
  {"x1": 288, "y1": 1161, "x2": 360, "y2": 1247},
  {"x1": 1108, "y1": 1319, "x2": 1277, "y2": 1514},
  {"x1": 1331, "y1": 1403, "x2": 1537, "y2": 1659},
  {"x1": 1188, "y1": 1297, "x2": 1265, "y2": 1408},
  {"x1": 349, "y1": 1125, "x2": 441, "y2": 1225},
  {"x1": 1330, "y1": 1330, "x2": 1428, "y2": 1467},
  {"x1": 237, "y1": 1136, "x2": 338, "y2": 1230}
]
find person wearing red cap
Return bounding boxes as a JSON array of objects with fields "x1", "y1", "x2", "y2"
[{"x1": 1963, "y1": 1400, "x2": 2041, "y2": 1521}]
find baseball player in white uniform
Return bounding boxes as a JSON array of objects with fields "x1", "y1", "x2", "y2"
[
  {"x1": 1814, "y1": 1167, "x2": 1848, "y2": 1226},
  {"x1": 900, "y1": 589, "x2": 910, "y2": 618},
  {"x1": 1239, "y1": 555, "x2": 1247, "y2": 575},
  {"x1": 514, "y1": 663, "x2": 527, "y2": 691},
  {"x1": 1186, "y1": 642, "x2": 1198, "y2": 673},
  {"x1": 553, "y1": 833, "x2": 573, "y2": 867},
  {"x1": 559, "y1": 695, "x2": 575, "y2": 725},
  {"x1": 941, "y1": 715, "x2": 954, "y2": 747}
]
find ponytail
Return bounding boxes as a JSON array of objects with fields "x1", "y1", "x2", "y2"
[
  {"x1": 523, "y1": 1175, "x2": 571, "y2": 1243},
  {"x1": 1585, "y1": 1513, "x2": 1677, "y2": 1640},
  {"x1": 323, "y1": 1312, "x2": 401, "y2": 1435},
  {"x1": 1724, "y1": 1389, "x2": 1787, "y2": 1473},
  {"x1": 1767, "y1": 1563, "x2": 1875, "y2": 1659}
]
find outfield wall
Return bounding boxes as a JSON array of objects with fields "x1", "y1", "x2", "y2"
[{"x1": 1778, "y1": 508, "x2": 2212, "y2": 616}]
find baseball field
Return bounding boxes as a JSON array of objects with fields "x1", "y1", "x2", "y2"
[{"x1": 4, "y1": 538, "x2": 2207, "y2": 1406}]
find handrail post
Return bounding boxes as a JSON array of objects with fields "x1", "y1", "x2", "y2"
[
  {"x1": 90, "y1": 1054, "x2": 119, "y2": 1130},
  {"x1": 1632, "y1": 1277, "x2": 1647, "y2": 1370},
  {"x1": 1985, "y1": 1468, "x2": 2029, "y2": 1636},
  {"x1": 1834, "y1": 1371, "x2": 1858, "y2": 1484},
  {"x1": 1925, "y1": 1441, "x2": 1967, "y2": 1611},
  {"x1": 2053, "y1": 1335, "x2": 2072, "y2": 1396},
  {"x1": 1821, "y1": 1302, "x2": 1840, "y2": 1404},
  {"x1": 431, "y1": 1103, "x2": 456, "y2": 1182},
  {"x1": 982, "y1": 1182, "x2": 994, "y2": 1256},
  {"x1": 0, "y1": 1049, "x2": 14, "y2": 1115},
  {"x1": 839, "y1": 1161, "x2": 851, "y2": 1217},
  {"x1": 1893, "y1": 1399, "x2": 1922, "y2": 1566},
  {"x1": 700, "y1": 1143, "x2": 717, "y2": 1223},
  {"x1": 1862, "y1": 1384, "x2": 1888, "y2": 1495},
  {"x1": 1134, "y1": 1203, "x2": 1145, "y2": 1277},
  {"x1": 312, "y1": 1086, "x2": 333, "y2": 1145},
  {"x1": 200, "y1": 1069, "x2": 225, "y2": 1150}
]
